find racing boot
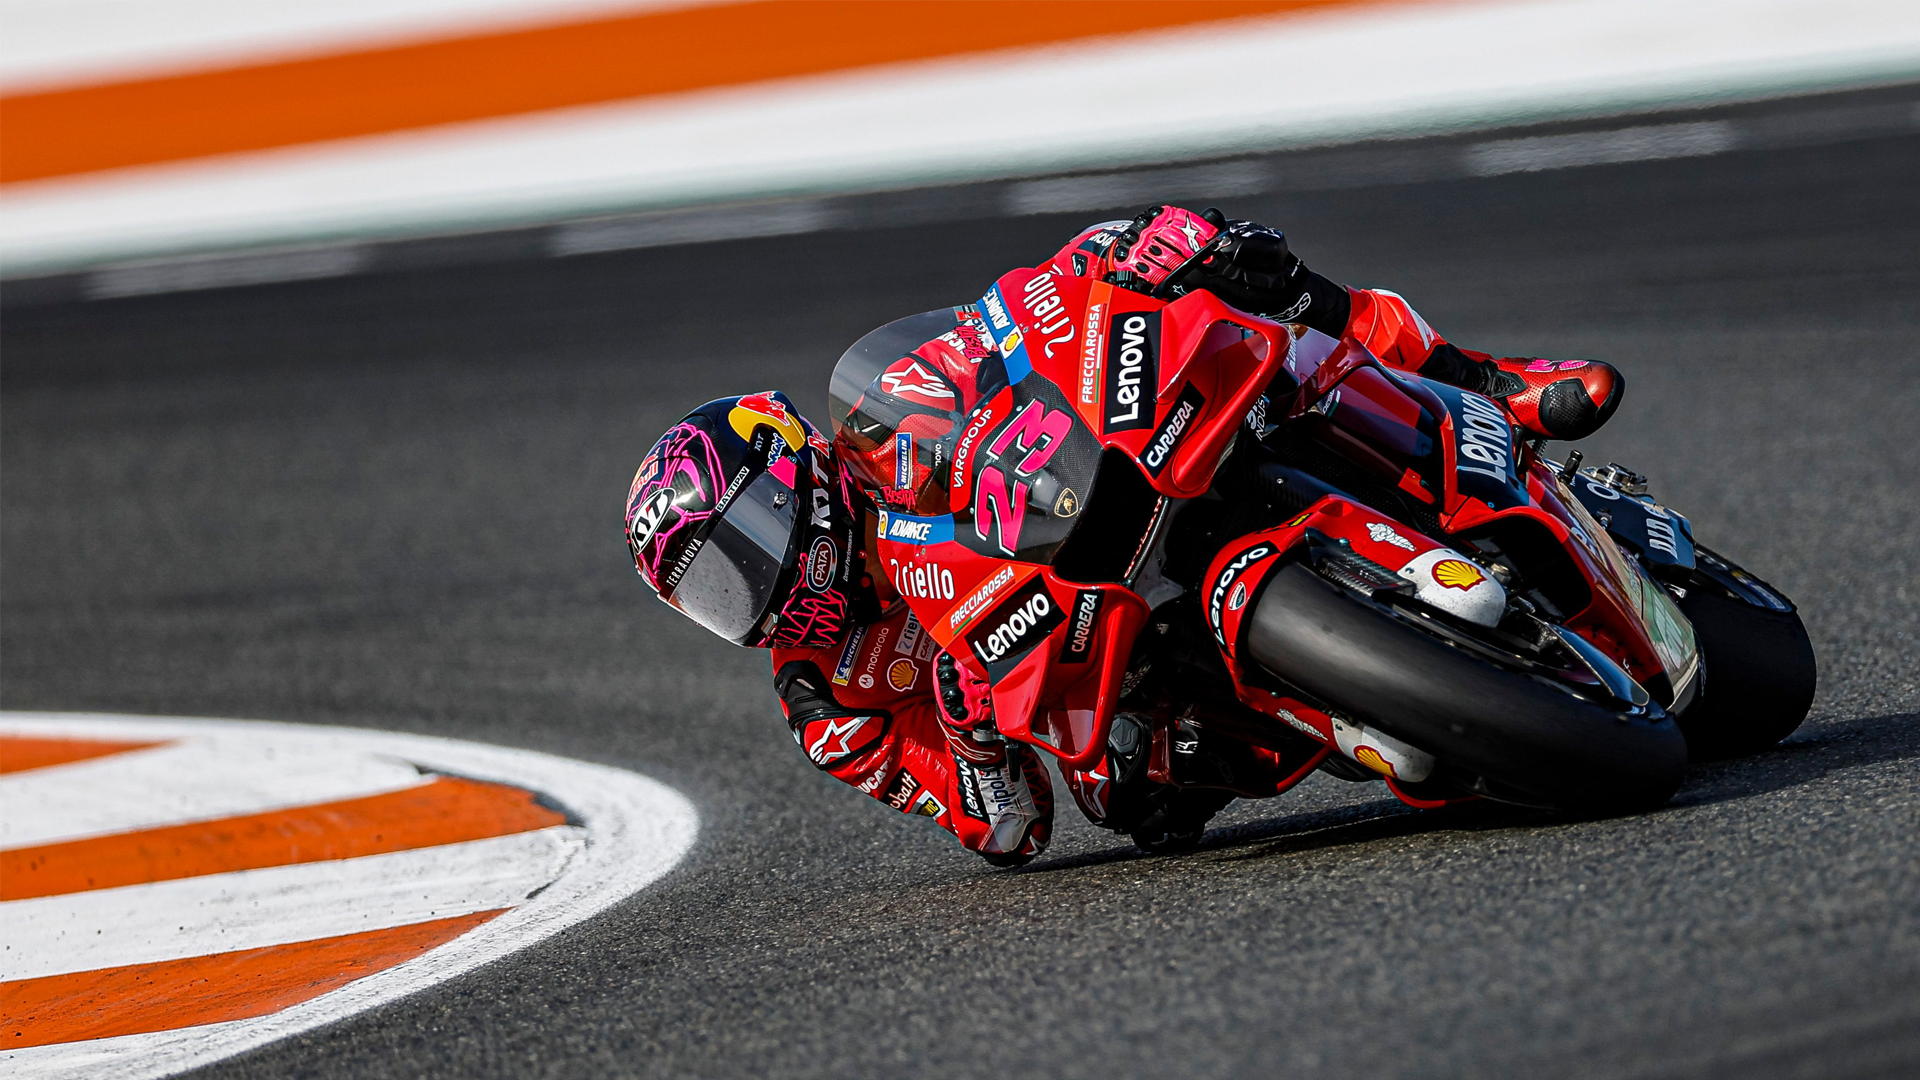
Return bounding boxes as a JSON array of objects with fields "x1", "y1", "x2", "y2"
[
  {"x1": 1064, "y1": 713, "x2": 1233, "y2": 856},
  {"x1": 1475, "y1": 356, "x2": 1625, "y2": 442}
]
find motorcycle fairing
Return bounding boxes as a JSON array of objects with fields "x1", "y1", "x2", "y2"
[{"x1": 1563, "y1": 473, "x2": 1698, "y2": 584}]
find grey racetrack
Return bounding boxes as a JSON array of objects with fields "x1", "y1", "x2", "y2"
[{"x1": 4, "y1": 91, "x2": 1917, "y2": 1080}]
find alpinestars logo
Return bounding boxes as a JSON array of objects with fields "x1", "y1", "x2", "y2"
[
  {"x1": 1103, "y1": 311, "x2": 1159, "y2": 433},
  {"x1": 1208, "y1": 543, "x2": 1274, "y2": 648},
  {"x1": 965, "y1": 576, "x2": 1066, "y2": 678},
  {"x1": 1142, "y1": 383, "x2": 1206, "y2": 478},
  {"x1": 879, "y1": 358, "x2": 956, "y2": 408},
  {"x1": 806, "y1": 714, "x2": 876, "y2": 766}
]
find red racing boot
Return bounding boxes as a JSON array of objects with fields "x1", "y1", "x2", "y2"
[{"x1": 1481, "y1": 357, "x2": 1625, "y2": 441}]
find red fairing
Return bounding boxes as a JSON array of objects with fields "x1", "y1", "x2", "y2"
[{"x1": 771, "y1": 602, "x2": 1051, "y2": 857}]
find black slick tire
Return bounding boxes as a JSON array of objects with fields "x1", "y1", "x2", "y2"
[
  {"x1": 1246, "y1": 562, "x2": 1688, "y2": 813},
  {"x1": 1674, "y1": 587, "x2": 1816, "y2": 760}
]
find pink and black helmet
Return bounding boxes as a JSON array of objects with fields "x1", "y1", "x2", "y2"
[{"x1": 626, "y1": 392, "x2": 866, "y2": 648}]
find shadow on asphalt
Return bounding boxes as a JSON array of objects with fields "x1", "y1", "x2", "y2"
[{"x1": 1019, "y1": 711, "x2": 1917, "y2": 876}]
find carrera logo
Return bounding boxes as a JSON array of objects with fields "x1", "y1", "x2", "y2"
[
  {"x1": 965, "y1": 577, "x2": 1066, "y2": 677},
  {"x1": 806, "y1": 536, "x2": 838, "y2": 592},
  {"x1": 1142, "y1": 383, "x2": 1205, "y2": 478},
  {"x1": 879, "y1": 357, "x2": 956, "y2": 409},
  {"x1": 1456, "y1": 392, "x2": 1514, "y2": 482},
  {"x1": 1103, "y1": 311, "x2": 1159, "y2": 433},
  {"x1": 1208, "y1": 543, "x2": 1275, "y2": 648},
  {"x1": 1019, "y1": 273, "x2": 1077, "y2": 360},
  {"x1": 1059, "y1": 589, "x2": 1103, "y2": 664}
]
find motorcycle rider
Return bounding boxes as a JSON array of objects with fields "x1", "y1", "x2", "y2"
[{"x1": 624, "y1": 206, "x2": 1625, "y2": 867}]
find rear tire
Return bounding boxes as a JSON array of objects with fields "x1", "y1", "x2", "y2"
[
  {"x1": 1247, "y1": 562, "x2": 1687, "y2": 813},
  {"x1": 1675, "y1": 587, "x2": 1816, "y2": 760}
]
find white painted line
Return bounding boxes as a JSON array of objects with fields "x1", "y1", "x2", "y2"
[
  {"x1": 0, "y1": 826, "x2": 584, "y2": 981},
  {"x1": 549, "y1": 199, "x2": 832, "y2": 256},
  {"x1": 0, "y1": 737, "x2": 427, "y2": 850},
  {"x1": 1004, "y1": 160, "x2": 1269, "y2": 217},
  {"x1": 84, "y1": 244, "x2": 370, "y2": 299},
  {"x1": 7, "y1": 0, "x2": 1917, "y2": 271},
  {"x1": 1464, "y1": 120, "x2": 1738, "y2": 176},
  {"x1": 0, "y1": 713, "x2": 698, "y2": 1080}
]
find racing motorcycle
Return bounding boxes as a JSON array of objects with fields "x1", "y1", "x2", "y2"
[{"x1": 828, "y1": 267, "x2": 1816, "y2": 839}]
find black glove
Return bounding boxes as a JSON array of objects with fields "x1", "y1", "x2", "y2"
[{"x1": 1184, "y1": 218, "x2": 1352, "y2": 337}]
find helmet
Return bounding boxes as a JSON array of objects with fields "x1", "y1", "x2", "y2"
[
  {"x1": 1108, "y1": 205, "x2": 1224, "y2": 293},
  {"x1": 626, "y1": 392, "x2": 867, "y2": 648}
]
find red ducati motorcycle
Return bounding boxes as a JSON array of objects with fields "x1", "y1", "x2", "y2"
[{"x1": 829, "y1": 267, "x2": 1816, "y2": 837}]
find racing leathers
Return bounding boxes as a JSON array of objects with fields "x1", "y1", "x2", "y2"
[
  {"x1": 772, "y1": 587, "x2": 1053, "y2": 867},
  {"x1": 770, "y1": 207, "x2": 1623, "y2": 865}
]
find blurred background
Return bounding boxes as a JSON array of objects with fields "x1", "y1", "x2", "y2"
[
  {"x1": 5, "y1": 0, "x2": 1918, "y2": 277},
  {"x1": 4, "y1": 3, "x2": 1919, "y2": 1079}
]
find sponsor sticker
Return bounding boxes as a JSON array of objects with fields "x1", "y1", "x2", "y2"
[
  {"x1": 831, "y1": 625, "x2": 868, "y2": 685},
  {"x1": 949, "y1": 390, "x2": 1008, "y2": 503},
  {"x1": 882, "y1": 770, "x2": 922, "y2": 811},
  {"x1": 1208, "y1": 543, "x2": 1275, "y2": 648},
  {"x1": 805, "y1": 714, "x2": 877, "y2": 766},
  {"x1": 879, "y1": 357, "x2": 957, "y2": 409},
  {"x1": 806, "y1": 536, "x2": 838, "y2": 592},
  {"x1": 1078, "y1": 299, "x2": 1107, "y2": 407},
  {"x1": 1367, "y1": 522, "x2": 1417, "y2": 551},
  {"x1": 893, "y1": 431, "x2": 914, "y2": 489},
  {"x1": 1276, "y1": 707, "x2": 1324, "y2": 741},
  {"x1": 1018, "y1": 272, "x2": 1077, "y2": 360},
  {"x1": 1455, "y1": 391, "x2": 1515, "y2": 483},
  {"x1": 953, "y1": 759, "x2": 986, "y2": 820},
  {"x1": 880, "y1": 510, "x2": 954, "y2": 546},
  {"x1": 1103, "y1": 310, "x2": 1160, "y2": 434},
  {"x1": 894, "y1": 613, "x2": 923, "y2": 655},
  {"x1": 1053, "y1": 487, "x2": 1080, "y2": 517},
  {"x1": 889, "y1": 557, "x2": 956, "y2": 601},
  {"x1": 1059, "y1": 589, "x2": 1103, "y2": 664},
  {"x1": 1141, "y1": 383, "x2": 1206, "y2": 478},
  {"x1": 1228, "y1": 581, "x2": 1248, "y2": 611},
  {"x1": 727, "y1": 393, "x2": 806, "y2": 451},
  {"x1": 949, "y1": 564, "x2": 1017, "y2": 633},
  {"x1": 964, "y1": 576, "x2": 1066, "y2": 679},
  {"x1": 887, "y1": 658, "x2": 917, "y2": 691},
  {"x1": 907, "y1": 790, "x2": 945, "y2": 818},
  {"x1": 1431, "y1": 559, "x2": 1486, "y2": 591}
]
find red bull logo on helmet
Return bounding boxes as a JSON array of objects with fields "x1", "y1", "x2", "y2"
[{"x1": 729, "y1": 392, "x2": 806, "y2": 451}]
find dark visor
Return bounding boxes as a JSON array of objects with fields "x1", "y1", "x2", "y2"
[{"x1": 665, "y1": 469, "x2": 799, "y2": 643}]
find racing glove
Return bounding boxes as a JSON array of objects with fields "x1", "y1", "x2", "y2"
[
  {"x1": 1184, "y1": 218, "x2": 1351, "y2": 338},
  {"x1": 934, "y1": 651, "x2": 1052, "y2": 866}
]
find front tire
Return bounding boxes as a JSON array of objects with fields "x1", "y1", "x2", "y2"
[
  {"x1": 1675, "y1": 586, "x2": 1816, "y2": 760},
  {"x1": 1246, "y1": 562, "x2": 1688, "y2": 813}
]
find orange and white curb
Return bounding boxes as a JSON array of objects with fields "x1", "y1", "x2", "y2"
[{"x1": 0, "y1": 712, "x2": 698, "y2": 1079}]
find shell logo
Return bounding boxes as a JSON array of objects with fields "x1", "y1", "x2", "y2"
[
  {"x1": 0, "y1": 714, "x2": 696, "y2": 1079},
  {"x1": 729, "y1": 393, "x2": 806, "y2": 451},
  {"x1": 1351, "y1": 745, "x2": 1399, "y2": 778},
  {"x1": 887, "y1": 658, "x2": 917, "y2": 691},
  {"x1": 1431, "y1": 558, "x2": 1486, "y2": 591}
]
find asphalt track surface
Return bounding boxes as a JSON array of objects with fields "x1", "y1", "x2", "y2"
[{"x1": 5, "y1": 109, "x2": 1919, "y2": 1080}]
